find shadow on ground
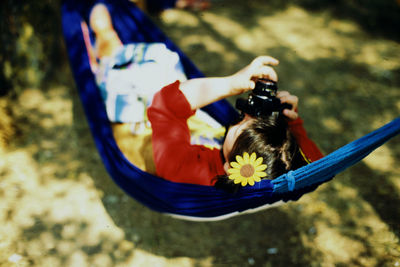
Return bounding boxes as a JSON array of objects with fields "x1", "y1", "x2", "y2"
[{"x1": 1, "y1": 0, "x2": 399, "y2": 266}]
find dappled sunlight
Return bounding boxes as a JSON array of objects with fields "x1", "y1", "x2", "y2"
[
  {"x1": 258, "y1": 6, "x2": 353, "y2": 60},
  {"x1": 158, "y1": 4, "x2": 400, "y2": 141},
  {"x1": 292, "y1": 182, "x2": 400, "y2": 265},
  {"x1": 159, "y1": 9, "x2": 200, "y2": 27},
  {"x1": 180, "y1": 35, "x2": 238, "y2": 63},
  {"x1": 8, "y1": 22, "x2": 45, "y2": 91},
  {"x1": 363, "y1": 144, "x2": 397, "y2": 173},
  {"x1": 371, "y1": 113, "x2": 400, "y2": 131},
  {"x1": 1, "y1": 141, "x2": 123, "y2": 266},
  {"x1": 16, "y1": 88, "x2": 73, "y2": 129},
  {"x1": 2, "y1": 66, "x2": 246, "y2": 264},
  {"x1": 1, "y1": 0, "x2": 400, "y2": 266},
  {"x1": 321, "y1": 117, "x2": 343, "y2": 134},
  {"x1": 397, "y1": 100, "x2": 400, "y2": 113},
  {"x1": 121, "y1": 249, "x2": 212, "y2": 267},
  {"x1": 314, "y1": 225, "x2": 365, "y2": 264},
  {"x1": 199, "y1": 12, "x2": 263, "y2": 53},
  {"x1": 256, "y1": 5, "x2": 400, "y2": 71},
  {"x1": 0, "y1": 89, "x2": 213, "y2": 266},
  {"x1": 390, "y1": 175, "x2": 400, "y2": 193},
  {"x1": 354, "y1": 40, "x2": 400, "y2": 71}
]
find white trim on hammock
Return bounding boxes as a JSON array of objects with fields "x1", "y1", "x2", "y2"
[{"x1": 165, "y1": 200, "x2": 286, "y2": 222}]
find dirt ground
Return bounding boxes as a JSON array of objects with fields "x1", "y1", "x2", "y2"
[{"x1": 1, "y1": 1, "x2": 400, "y2": 266}]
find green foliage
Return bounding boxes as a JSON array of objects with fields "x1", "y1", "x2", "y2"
[{"x1": 0, "y1": 0, "x2": 63, "y2": 97}]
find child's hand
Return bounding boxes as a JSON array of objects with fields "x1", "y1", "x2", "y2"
[
  {"x1": 180, "y1": 56, "x2": 279, "y2": 110},
  {"x1": 277, "y1": 91, "x2": 299, "y2": 120},
  {"x1": 229, "y1": 56, "x2": 279, "y2": 95}
]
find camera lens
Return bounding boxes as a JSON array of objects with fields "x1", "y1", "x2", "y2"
[{"x1": 253, "y1": 79, "x2": 277, "y2": 98}]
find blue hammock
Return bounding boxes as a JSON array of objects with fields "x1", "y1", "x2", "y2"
[{"x1": 62, "y1": 0, "x2": 400, "y2": 221}]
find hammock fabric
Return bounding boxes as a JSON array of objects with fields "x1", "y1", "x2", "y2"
[{"x1": 62, "y1": 0, "x2": 400, "y2": 221}]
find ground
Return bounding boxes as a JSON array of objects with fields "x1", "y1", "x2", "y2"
[{"x1": 1, "y1": 1, "x2": 400, "y2": 266}]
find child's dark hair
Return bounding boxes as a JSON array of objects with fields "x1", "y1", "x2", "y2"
[{"x1": 214, "y1": 113, "x2": 308, "y2": 193}]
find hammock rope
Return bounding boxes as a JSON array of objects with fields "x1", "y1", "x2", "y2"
[
  {"x1": 62, "y1": 0, "x2": 400, "y2": 221},
  {"x1": 272, "y1": 117, "x2": 400, "y2": 193}
]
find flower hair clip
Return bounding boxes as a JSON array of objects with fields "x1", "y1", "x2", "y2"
[{"x1": 227, "y1": 152, "x2": 267, "y2": 186}]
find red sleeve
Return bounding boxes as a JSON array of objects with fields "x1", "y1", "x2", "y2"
[
  {"x1": 288, "y1": 118, "x2": 324, "y2": 162},
  {"x1": 147, "y1": 81, "x2": 224, "y2": 185}
]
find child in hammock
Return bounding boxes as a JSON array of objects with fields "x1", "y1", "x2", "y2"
[
  {"x1": 147, "y1": 58, "x2": 323, "y2": 190},
  {"x1": 89, "y1": 4, "x2": 323, "y2": 190},
  {"x1": 86, "y1": 4, "x2": 187, "y2": 133}
]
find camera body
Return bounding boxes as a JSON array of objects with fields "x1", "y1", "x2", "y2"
[{"x1": 235, "y1": 79, "x2": 292, "y2": 117}]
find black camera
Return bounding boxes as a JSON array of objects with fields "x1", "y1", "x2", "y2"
[{"x1": 235, "y1": 79, "x2": 292, "y2": 117}]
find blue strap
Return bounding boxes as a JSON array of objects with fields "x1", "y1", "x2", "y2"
[
  {"x1": 272, "y1": 117, "x2": 400, "y2": 193},
  {"x1": 286, "y1": 171, "x2": 295, "y2": 191}
]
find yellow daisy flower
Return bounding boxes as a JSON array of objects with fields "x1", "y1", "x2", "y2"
[{"x1": 227, "y1": 152, "x2": 267, "y2": 186}]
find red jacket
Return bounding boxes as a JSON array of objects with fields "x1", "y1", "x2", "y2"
[{"x1": 148, "y1": 81, "x2": 323, "y2": 186}]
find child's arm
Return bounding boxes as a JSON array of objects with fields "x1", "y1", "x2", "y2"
[{"x1": 179, "y1": 56, "x2": 279, "y2": 110}]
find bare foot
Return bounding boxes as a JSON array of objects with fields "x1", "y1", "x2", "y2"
[{"x1": 89, "y1": 4, "x2": 123, "y2": 58}]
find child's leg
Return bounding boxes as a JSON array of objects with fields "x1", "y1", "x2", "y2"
[{"x1": 89, "y1": 4, "x2": 123, "y2": 59}]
